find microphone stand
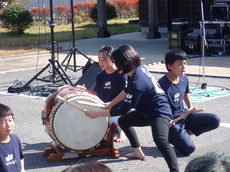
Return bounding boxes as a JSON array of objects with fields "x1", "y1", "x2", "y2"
[{"x1": 200, "y1": 0, "x2": 209, "y2": 96}]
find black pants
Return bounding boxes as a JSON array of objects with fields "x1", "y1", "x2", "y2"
[{"x1": 118, "y1": 110, "x2": 179, "y2": 172}]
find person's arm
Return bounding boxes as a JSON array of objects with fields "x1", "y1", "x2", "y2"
[
  {"x1": 21, "y1": 159, "x2": 25, "y2": 172},
  {"x1": 104, "y1": 90, "x2": 126, "y2": 110},
  {"x1": 85, "y1": 110, "x2": 110, "y2": 119},
  {"x1": 184, "y1": 92, "x2": 193, "y2": 110},
  {"x1": 85, "y1": 90, "x2": 127, "y2": 119}
]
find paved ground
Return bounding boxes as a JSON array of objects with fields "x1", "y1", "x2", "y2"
[
  {"x1": 1, "y1": 30, "x2": 230, "y2": 77},
  {"x1": 0, "y1": 30, "x2": 230, "y2": 172}
]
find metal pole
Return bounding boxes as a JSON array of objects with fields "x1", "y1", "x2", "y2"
[
  {"x1": 49, "y1": 0, "x2": 56, "y2": 82},
  {"x1": 200, "y1": 0, "x2": 206, "y2": 88},
  {"x1": 70, "y1": 0, "x2": 77, "y2": 71}
]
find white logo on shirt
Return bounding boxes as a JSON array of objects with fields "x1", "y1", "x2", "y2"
[
  {"x1": 5, "y1": 154, "x2": 17, "y2": 166},
  {"x1": 142, "y1": 67, "x2": 152, "y2": 77},
  {"x1": 5, "y1": 154, "x2": 13, "y2": 162},
  {"x1": 104, "y1": 81, "x2": 111, "y2": 89},
  {"x1": 126, "y1": 93, "x2": 133, "y2": 99},
  {"x1": 141, "y1": 66, "x2": 164, "y2": 94},
  {"x1": 174, "y1": 93, "x2": 180, "y2": 102},
  {"x1": 124, "y1": 93, "x2": 132, "y2": 104}
]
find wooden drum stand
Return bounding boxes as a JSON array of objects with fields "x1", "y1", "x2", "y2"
[{"x1": 43, "y1": 123, "x2": 119, "y2": 161}]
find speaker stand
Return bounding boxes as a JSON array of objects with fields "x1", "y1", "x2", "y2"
[
  {"x1": 61, "y1": 0, "x2": 91, "y2": 72},
  {"x1": 17, "y1": 0, "x2": 73, "y2": 93}
]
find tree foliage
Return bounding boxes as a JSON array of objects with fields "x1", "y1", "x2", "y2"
[
  {"x1": 90, "y1": 3, "x2": 117, "y2": 23},
  {"x1": 5, "y1": 0, "x2": 138, "y2": 27},
  {"x1": 54, "y1": 5, "x2": 71, "y2": 24},
  {"x1": 0, "y1": 4, "x2": 33, "y2": 34},
  {"x1": 30, "y1": 7, "x2": 50, "y2": 21},
  {"x1": 74, "y1": 2, "x2": 94, "y2": 22},
  {"x1": 110, "y1": 0, "x2": 138, "y2": 19}
]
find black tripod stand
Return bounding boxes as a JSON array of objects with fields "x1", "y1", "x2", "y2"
[
  {"x1": 61, "y1": 0, "x2": 91, "y2": 72},
  {"x1": 17, "y1": 0, "x2": 73, "y2": 93}
]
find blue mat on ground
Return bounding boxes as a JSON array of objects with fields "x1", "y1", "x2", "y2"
[{"x1": 190, "y1": 87, "x2": 230, "y2": 102}]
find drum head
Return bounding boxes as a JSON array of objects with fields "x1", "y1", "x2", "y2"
[{"x1": 52, "y1": 94, "x2": 108, "y2": 151}]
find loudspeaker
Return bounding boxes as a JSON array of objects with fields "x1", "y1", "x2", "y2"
[
  {"x1": 82, "y1": 58, "x2": 95, "y2": 74},
  {"x1": 75, "y1": 61, "x2": 101, "y2": 92}
]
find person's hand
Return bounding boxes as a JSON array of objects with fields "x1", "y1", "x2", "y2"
[
  {"x1": 85, "y1": 110, "x2": 99, "y2": 119},
  {"x1": 169, "y1": 120, "x2": 175, "y2": 128},
  {"x1": 188, "y1": 107, "x2": 194, "y2": 111},
  {"x1": 103, "y1": 102, "x2": 112, "y2": 110}
]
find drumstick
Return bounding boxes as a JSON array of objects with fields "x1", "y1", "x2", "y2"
[
  {"x1": 76, "y1": 100, "x2": 105, "y2": 109},
  {"x1": 194, "y1": 108, "x2": 205, "y2": 113},
  {"x1": 56, "y1": 95, "x2": 87, "y2": 113},
  {"x1": 172, "y1": 107, "x2": 204, "y2": 123}
]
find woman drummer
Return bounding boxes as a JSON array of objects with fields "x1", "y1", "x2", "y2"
[{"x1": 85, "y1": 45, "x2": 179, "y2": 172}]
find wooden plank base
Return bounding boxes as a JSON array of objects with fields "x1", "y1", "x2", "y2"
[{"x1": 43, "y1": 123, "x2": 120, "y2": 161}]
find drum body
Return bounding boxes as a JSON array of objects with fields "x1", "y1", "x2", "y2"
[{"x1": 42, "y1": 85, "x2": 108, "y2": 151}]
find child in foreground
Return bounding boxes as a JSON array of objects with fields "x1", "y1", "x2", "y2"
[{"x1": 0, "y1": 103, "x2": 25, "y2": 172}]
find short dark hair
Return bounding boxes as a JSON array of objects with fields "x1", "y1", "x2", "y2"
[
  {"x1": 0, "y1": 104, "x2": 14, "y2": 119},
  {"x1": 98, "y1": 45, "x2": 114, "y2": 59},
  {"x1": 111, "y1": 44, "x2": 141, "y2": 74},
  {"x1": 165, "y1": 48, "x2": 187, "y2": 71},
  {"x1": 62, "y1": 161, "x2": 113, "y2": 172},
  {"x1": 185, "y1": 152, "x2": 230, "y2": 172}
]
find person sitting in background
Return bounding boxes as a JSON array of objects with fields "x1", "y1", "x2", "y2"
[
  {"x1": 185, "y1": 151, "x2": 230, "y2": 172},
  {"x1": 94, "y1": 45, "x2": 127, "y2": 142}
]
